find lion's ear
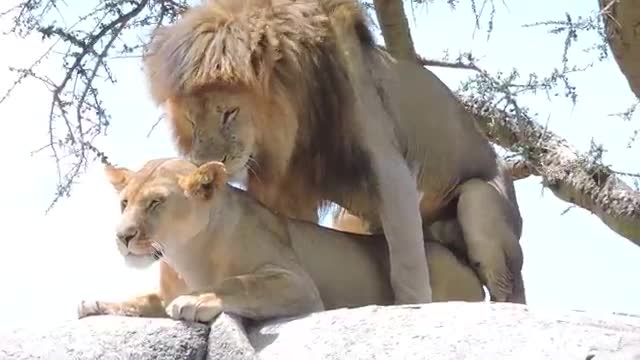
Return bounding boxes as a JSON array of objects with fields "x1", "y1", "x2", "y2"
[
  {"x1": 179, "y1": 161, "x2": 229, "y2": 200},
  {"x1": 104, "y1": 164, "x2": 134, "y2": 192}
]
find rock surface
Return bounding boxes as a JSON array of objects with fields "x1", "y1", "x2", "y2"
[
  {"x1": 1, "y1": 302, "x2": 640, "y2": 360},
  {"x1": 250, "y1": 303, "x2": 640, "y2": 360},
  {"x1": 0, "y1": 316, "x2": 210, "y2": 360}
]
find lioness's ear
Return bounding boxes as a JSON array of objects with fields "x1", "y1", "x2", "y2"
[
  {"x1": 179, "y1": 161, "x2": 229, "y2": 200},
  {"x1": 104, "y1": 164, "x2": 134, "y2": 192}
]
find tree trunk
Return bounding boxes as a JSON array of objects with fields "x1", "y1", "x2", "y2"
[
  {"x1": 599, "y1": 0, "x2": 640, "y2": 100},
  {"x1": 372, "y1": 0, "x2": 417, "y2": 62}
]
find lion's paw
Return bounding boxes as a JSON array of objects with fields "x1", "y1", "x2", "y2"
[
  {"x1": 77, "y1": 300, "x2": 107, "y2": 319},
  {"x1": 166, "y1": 294, "x2": 222, "y2": 323}
]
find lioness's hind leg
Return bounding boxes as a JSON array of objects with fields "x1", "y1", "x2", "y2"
[
  {"x1": 424, "y1": 242, "x2": 485, "y2": 302},
  {"x1": 456, "y1": 178, "x2": 526, "y2": 304}
]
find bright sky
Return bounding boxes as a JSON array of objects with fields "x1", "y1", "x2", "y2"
[{"x1": 0, "y1": 0, "x2": 638, "y2": 328}]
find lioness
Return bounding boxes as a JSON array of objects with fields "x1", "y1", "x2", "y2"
[
  {"x1": 78, "y1": 158, "x2": 484, "y2": 323},
  {"x1": 143, "y1": 0, "x2": 525, "y2": 305}
]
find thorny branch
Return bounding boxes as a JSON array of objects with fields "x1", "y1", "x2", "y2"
[
  {"x1": 408, "y1": 0, "x2": 504, "y2": 40},
  {"x1": 446, "y1": 55, "x2": 640, "y2": 244},
  {"x1": 0, "y1": 0, "x2": 189, "y2": 211},
  {"x1": 372, "y1": 0, "x2": 640, "y2": 245}
]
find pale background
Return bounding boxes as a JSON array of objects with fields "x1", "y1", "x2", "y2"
[{"x1": 0, "y1": 0, "x2": 638, "y2": 328}]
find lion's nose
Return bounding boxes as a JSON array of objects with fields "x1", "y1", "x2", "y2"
[{"x1": 117, "y1": 227, "x2": 139, "y2": 246}]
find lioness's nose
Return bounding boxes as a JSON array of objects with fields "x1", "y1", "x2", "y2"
[{"x1": 117, "y1": 227, "x2": 139, "y2": 246}]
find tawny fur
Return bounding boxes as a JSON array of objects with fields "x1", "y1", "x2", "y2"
[
  {"x1": 78, "y1": 159, "x2": 485, "y2": 323},
  {"x1": 141, "y1": 0, "x2": 526, "y2": 304}
]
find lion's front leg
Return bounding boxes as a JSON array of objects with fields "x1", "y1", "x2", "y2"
[
  {"x1": 167, "y1": 265, "x2": 324, "y2": 323},
  {"x1": 372, "y1": 153, "x2": 433, "y2": 304},
  {"x1": 77, "y1": 292, "x2": 168, "y2": 319}
]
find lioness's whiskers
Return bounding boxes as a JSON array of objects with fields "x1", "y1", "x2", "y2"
[{"x1": 151, "y1": 242, "x2": 166, "y2": 257}]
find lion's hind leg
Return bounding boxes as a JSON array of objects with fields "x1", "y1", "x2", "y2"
[{"x1": 455, "y1": 178, "x2": 526, "y2": 304}]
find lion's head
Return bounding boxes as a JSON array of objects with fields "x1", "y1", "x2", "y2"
[
  {"x1": 142, "y1": 0, "x2": 371, "y2": 188},
  {"x1": 166, "y1": 92, "x2": 257, "y2": 176},
  {"x1": 104, "y1": 158, "x2": 228, "y2": 268}
]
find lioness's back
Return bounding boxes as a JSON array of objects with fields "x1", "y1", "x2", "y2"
[
  {"x1": 286, "y1": 220, "x2": 485, "y2": 309},
  {"x1": 287, "y1": 221, "x2": 394, "y2": 309}
]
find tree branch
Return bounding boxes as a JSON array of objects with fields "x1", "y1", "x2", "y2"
[
  {"x1": 599, "y1": 0, "x2": 640, "y2": 100},
  {"x1": 417, "y1": 56, "x2": 482, "y2": 71},
  {"x1": 373, "y1": 0, "x2": 640, "y2": 246},
  {"x1": 43, "y1": 0, "x2": 149, "y2": 212},
  {"x1": 464, "y1": 95, "x2": 640, "y2": 246},
  {"x1": 0, "y1": 0, "x2": 189, "y2": 210},
  {"x1": 505, "y1": 159, "x2": 535, "y2": 181}
]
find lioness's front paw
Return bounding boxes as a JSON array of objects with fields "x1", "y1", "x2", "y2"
[
  {"x1": 166, "y1": 294, "x2": 222, "y2": 323},
  {"x1": 77, "y1": 300, "x2": 107, "y2": 319}
]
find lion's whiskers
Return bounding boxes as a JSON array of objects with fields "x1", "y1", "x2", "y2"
[
  {"x1": 244, "y1": 160, "x2": 262, "y2": 186},
  {"x1": 247, "y1": 156, "x2": 260, "y2": 170}
]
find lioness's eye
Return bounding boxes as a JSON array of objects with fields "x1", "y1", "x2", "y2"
[
  {"x1": 147, "y1": 198, "x2": 164, "y2": 211},
  {"x1": 120, "y1": 199, "x2": 128, "y2": 212}
]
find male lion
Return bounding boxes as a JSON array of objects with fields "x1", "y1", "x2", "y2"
[
  {"x1": 142, "y1": 0, "x2": 525, "y2": 304},
  {"x1": 77, "y1": 158, "x2": 485, "y2": 323}
]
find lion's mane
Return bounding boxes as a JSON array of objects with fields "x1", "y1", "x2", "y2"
[{"x1": 143, "y1": 0, "x2": 379, "y2": 206}]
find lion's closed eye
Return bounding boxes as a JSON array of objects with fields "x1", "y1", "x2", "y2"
[{"x1": 221, "y1": 107, "x2": 239, "y2": 125}]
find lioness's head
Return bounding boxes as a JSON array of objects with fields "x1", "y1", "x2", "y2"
[{"x1": 104, "y1": 158, "x2": 229, "y2": 268}]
